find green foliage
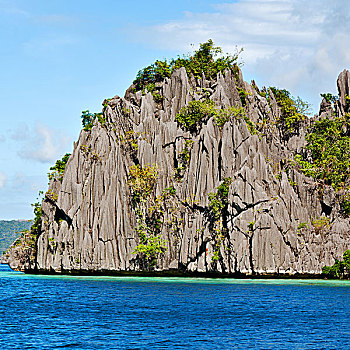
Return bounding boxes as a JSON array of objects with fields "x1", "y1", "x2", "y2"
[
  {"x1": 248, "y1": 221, "x2": 255, "y2": 232},
  {"x1": 176, "y1": 100, "x2": 250, "y2": 133},
  {"x1": 133, "y1": 39, "x2": 243, "y2": 96},
  {"x1": 48, "y1": 153, "x2": 71, "y2": 182},
  {"x1": 81, "y1": 110, "x2": 105, "y2": 131},
  {"x1": 320, "y1": 93, "x2": 337, "y2": 104},
  {"x1": 311, "y1": 216, "x2": 330, "y2": 233},
  {"x1": 243, "y1": 115, "x2": 257, "y2": 135},
  {"x1": 118, "y1": 130, "x2": 142, "y2": 152},
  {"x1": 295, "y1": 114, "x2": 350, "y2": 190},
  {"x1": 162, "y1": 186, "x2": 176, "y2": 197},
  {"x1": 297, "y1": 222, "x2": 308, "y2": 230},
  {"x1": 175, "y1": 139, "x2": 194, "y2": 179},
  {"x1": 102, "y1": 98, "x2": 111, "y2": 112},
  {"x1": 134, "y1": 60, "x2": 171, "y2": 92},
  {"x1": 342, "y1": 197, "x2": 350, "y2": 215},
  {"x1": 131, "y1": 184, "x2": 177, "y2": 270},
  {"x1": 322, "y1": 249, "x2": 350, "y2": 278},
  {"x1": 214, "y1": 105, "x2": 246, "y2": 130},
  {"x1": 30, "y1": 201, "x2": 42, "y2": 235},
  {"x1": 208, "y1": 177, "x2": 233, "y2": 220},
  {"x1": 127, "y1": 164, "x2": 158, "y2": 202},
  {"x1": 175, "y1": 99, "x2": 217, "y2": 133},
  {"x1": 269, "y1": 87, "x2": 309, "y2": 135},
  {"x1": 46, "y1": 190, "x2": 58, "y2": 202},
  {"x1": 237, "y1": 87, "x2": 249, "y2": 107},
  {"x1": 48, "y1": 237, "x2": 56, "y2": 249},
  {"x1": 132, "y1": 234, "x2": 167, "y2": 268},
  {"x1": 80, "y1": 145, "x2": 101, "y2": 162}
]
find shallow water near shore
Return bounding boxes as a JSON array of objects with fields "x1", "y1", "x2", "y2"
[{"x1": 1, "y1": 264, "x2": 349, "y2": 349}]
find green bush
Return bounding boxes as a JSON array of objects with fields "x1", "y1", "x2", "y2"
[
  {"x1": 322, "y1": 249, "x2": 350, "y2": 278},
  {"x1": 175, "y1": 140, "x2": 194, "y2": 180},
  {"x1": 311, "y1": 216, "x2": 330, "y2": 233},
  {"x1": 176, "y1": 100, "x2": 217, "y2": 133},
  {"x1": 295, "y1": 114, "x2": 350, "y2": 190},
  {"x1": 208, "y1": 177, "x2": 233, "y2": 220},
  {"x1": 133, "y1": 39, "x2": 243, "y2": 95},
  {"x1": 30, "y1": 202, "x2": 42, "y2": 236},
  {"x1": 81, "y1": 110, "x2": 105, "y2": 131},
  {"x1": 342, "y1": 198, "x2": 350, "y2": 215},
  {"x1": 320, "y1": 93, "x2": 337, "y2": 105},
  {"x1": 127, "y1": 164, "x2": 158, "y2": 202},
  {"x1": 214, "y1": 105, "x2": 246, "y2": 130},
  {"x1": 132, "y1": 234, "x2": 167, "y2": 268},
  {"x1": 269, "y1": 87, "x2": 309, "y2": 135},
  {"x1": 176, "y1": 100, "x2": 250, "y2": 133},
  {"x1": 48, "y1": 153, "x2": 71, "y2": 182}
]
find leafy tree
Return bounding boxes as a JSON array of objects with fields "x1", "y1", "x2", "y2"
[
  {"x1": 81, "y1": 110, "x2": 105, "y2": 131},
  {"x1": 175, "y1": 100, "x2": 217, "y2": 133},
  {"x1": 133, "y1": 39, "x2": 243, "y2": 95},
  {"x1": 295, "y1": 114, "x2": 350, "y2": 190},
  {"x1": 175, "y1": 99, "x2": 248, "y2": 133},
  {"x1": 322, "y1": 250, "x2": 350, "y2": 278},
  {"x1": 127, "y1": 164, "x2": 158, "y2": 202},
  {"x1": 208, "y1": 177, "x2": 233, "y2": 220},
  {"x1": 269, "y1": 87, "x2": 310, "y2": 136},
  {"x1": 48, "y1": 153, "x2": 71, "y2": 182}
]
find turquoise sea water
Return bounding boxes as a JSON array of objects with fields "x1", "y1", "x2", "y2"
[{"x1": 0, "y1": 264, "x2": 349, "y2": 349}]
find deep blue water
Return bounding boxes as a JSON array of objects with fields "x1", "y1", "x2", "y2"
[{"x1": 0, "y1": 264, "x2": 349, "y2": 349}]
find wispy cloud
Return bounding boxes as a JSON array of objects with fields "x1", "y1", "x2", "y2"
[
  {"x1": 0, "y1": 0, "x2": 30, "y2": 17},
  {"x1": 130, "y1": 0, "x2": 350, "y2": 109},
  {"x1": 12, "y1": 122, "x2": 70, "y2": 163}
]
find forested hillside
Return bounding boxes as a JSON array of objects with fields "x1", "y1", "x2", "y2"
[{"x1": 0, "y1": 220, "x2": 31, "y2": 255}]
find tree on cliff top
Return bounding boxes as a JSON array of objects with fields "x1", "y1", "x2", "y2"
[{"x1": 133, "y1": 39, "x2": 243, "y2": 92}]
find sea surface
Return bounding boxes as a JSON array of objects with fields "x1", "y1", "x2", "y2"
[{"x1": 0, "y1": 264, "x2": 349, "y2": 350}]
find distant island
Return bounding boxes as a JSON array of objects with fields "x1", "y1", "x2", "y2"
[
  {"x1": 3, "y1": 40, "x2": 350, "y2": 279},
  {"x1": 0, "y1": 220, "x2": 31, "y2": 255}
]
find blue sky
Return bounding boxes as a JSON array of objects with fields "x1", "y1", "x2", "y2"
[{"x1": 0, "y1": 0, "x2": 349, "y2": 219}]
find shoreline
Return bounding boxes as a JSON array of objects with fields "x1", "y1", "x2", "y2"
[{"x1": 2, "y1": 262, "x2": 349, "y2": 281}]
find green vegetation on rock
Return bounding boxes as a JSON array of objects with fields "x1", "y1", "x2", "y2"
[
  {"x1": 322, "y1": 250, "x2": 350, "y2": 278},
  {"x1": 133, "y1": 39, "x2": 242, "y2": 99},
  {"x1": 127, "y1": 165, "x2": 177, "y2": 270},
  {"x1": 175, "y1": 99, "x2": 217, "y2": 133},
  {"x1": 295, "y1": 114, "x2": 350, "y2": 190},
  {"x1": 208, "y1": 177, "x2": 232, "y2": 220},
  {"x1": 48, "y1": 153, "x2": 71, "y2": 182},
  {"x1": 81, "y1": 110, "x2": 106, "y2": 131},
  {"x1": 269, "y1": 87, "x2": 310, "y2": 136},
  {"x1": 208, "y1": 177, "x2": 233, "y2": 263},
  {"x1": 175, "y1": 99, "x2": 249, "y2": 133},
  {"x1": 127, "y1": 164, "x2": 158, "y2": 203}
]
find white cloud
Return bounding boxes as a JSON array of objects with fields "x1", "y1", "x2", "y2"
[
  {"x1": 129, "y1": 0, "x2": 350, "y2": 111},
  {"x1": 0, "y1": 172, "x2": 7, "y2": 189},
  {"x1": 13, "y1": 122, "x2": 70, "y2": 163}
]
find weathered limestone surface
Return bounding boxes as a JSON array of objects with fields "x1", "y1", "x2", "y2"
[{"x1": 6, "y1": 67, "x2": 350, "y2": 275}]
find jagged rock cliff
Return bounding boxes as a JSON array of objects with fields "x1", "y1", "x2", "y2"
[{"x1": 5, "y1": 64, "x2": 350, "y2": 276}]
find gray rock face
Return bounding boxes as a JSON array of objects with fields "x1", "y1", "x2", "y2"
[
  {"x1": 337, "y1": 69, "x2": 350, "y2": 115},
  {"x1": 6, "y1": 67, "x2": 350, "y2": 276},
  {"x1": 1, "y1": 232, "x2": 36, "y2": 271}
]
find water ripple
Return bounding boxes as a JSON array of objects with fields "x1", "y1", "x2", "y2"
[{"x1": 0, "y1": 265, "x2": 349, "y2": 349}]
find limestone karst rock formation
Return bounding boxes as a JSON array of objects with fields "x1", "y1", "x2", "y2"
[{"x1": 3, "y1": 62, "x2": 350, "y2": 276}]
